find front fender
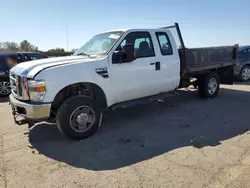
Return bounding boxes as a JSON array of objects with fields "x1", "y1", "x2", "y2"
[{"x1": 35, "y1": 60, "x2": 113, "y2": 106}]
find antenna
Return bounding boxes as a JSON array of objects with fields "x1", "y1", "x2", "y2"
[{"x1": 66, "y1": 23, "x2": 69, "y2": 52}]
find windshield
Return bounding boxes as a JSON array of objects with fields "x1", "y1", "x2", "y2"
[{"x1": 74, "y1": 31, "x2": 123, "y2": 56}]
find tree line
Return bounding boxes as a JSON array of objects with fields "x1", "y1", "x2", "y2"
[{"x1": 0, "y1": 40, "x2": 77, "y2": 56}]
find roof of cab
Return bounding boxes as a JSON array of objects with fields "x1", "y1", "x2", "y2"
[
  {"x1": 99, "y1": 28, "x2": 170, "y2": 35},
  {"x1": 98, "y1": 28, "x2": 129, "y2": 34}
]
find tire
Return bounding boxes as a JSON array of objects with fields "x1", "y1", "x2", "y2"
[
  {"x1": 56, "y1": 96, "x2": 102, "y2": 140},
  {"x1": 0, "y1": 78, "x2": 11, "y2": 97},
  {"x1": 198, "y1": 72, "x2": 220, "y2": 98},
  {"x1": 239, "y1": 65, "x2": 250, "y2": 81}
]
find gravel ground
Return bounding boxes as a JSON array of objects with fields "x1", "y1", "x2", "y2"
[{"x1": 0, "y1": 83, "x2": 250, "y2": 188}]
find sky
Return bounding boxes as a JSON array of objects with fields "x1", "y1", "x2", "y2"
[{"x1": 0, "y1": 0, "x2": 249, "y2": 51}]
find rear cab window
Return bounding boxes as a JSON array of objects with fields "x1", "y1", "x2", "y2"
[{"x1": 155, "y1": 32, "x2": 173, "y2": 55}]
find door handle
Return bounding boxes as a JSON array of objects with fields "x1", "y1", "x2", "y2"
[
  {"x1": 150, "y1": 62, "x2": 160, "y2": 70},
  {"x1": 155, "y1": 62, "x2": 160, "y2": 70},
  {"x1": 150, "y1": 61, "x2": 161, "y2": 70}
]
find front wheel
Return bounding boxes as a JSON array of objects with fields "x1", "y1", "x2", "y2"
[
  {"x1": 56, "y1": 96, "x2": 102, "y2": 140},
  {"x1": 198, "y1": 72, "x2": 220, "y2": 98}
]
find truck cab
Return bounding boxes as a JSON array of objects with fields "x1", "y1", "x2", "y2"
[
  {"x1": 92, "y1": 29, "x2": 180, "y2": 104},
  {"x1": 9, "y1": 23, "x2": 237, "y2": 140}
]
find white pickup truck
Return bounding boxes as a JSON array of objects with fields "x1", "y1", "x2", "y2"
[{"x1": 9, "y1": 23, "x2": 237, "y2": 140}]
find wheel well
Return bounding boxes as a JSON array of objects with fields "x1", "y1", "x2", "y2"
[
  {"x1": 0, "y1": 77, "x2": 9, "y2": 82},
  {"x1": 180, "y1": 69, "x2": 219, "y2": 88},
  {"x1": 51, "y1": 82, "x2": 107, "y2": 116},
  {"x1": 243, "y1": 64, "x2": 250, "y2": 67}
]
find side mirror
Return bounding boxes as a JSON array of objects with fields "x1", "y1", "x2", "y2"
[
  {"x1": 112, "y1": 44, "x2": 135, "y2": 64},
  {"x1": 112, "y1": 51, "x2": 122, "y2": 64},
  {"x1": 121, "y1": 44, "x2": 136, "y2": 63}
]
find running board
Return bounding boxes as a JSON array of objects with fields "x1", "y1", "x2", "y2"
[{"x1": 110, "y1": 91, "x2": 179, "y2": 110}]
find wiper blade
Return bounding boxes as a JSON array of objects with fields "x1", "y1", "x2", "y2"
[{"x1": 77, "y1": 52, "x2": 90, "y2": 57}]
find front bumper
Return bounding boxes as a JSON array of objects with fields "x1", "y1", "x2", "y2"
[{"x1": 9, "y1": 94, "x2": 51, "y2": 120}]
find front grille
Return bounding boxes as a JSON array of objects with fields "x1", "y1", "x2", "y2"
[
  {"x1": 17, "y1": 76, "x2": 22, "y2": 97},
  {"x1": 10, "y1": 73, "x2": 18, "y2": 95},
  {"x1": 10, "y1": 73, "x2": 28, "y2": 100}
]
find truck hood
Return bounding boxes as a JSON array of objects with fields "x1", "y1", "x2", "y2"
[{"x1": 10, "y1": 56, "x2": 96, "y2": 78}]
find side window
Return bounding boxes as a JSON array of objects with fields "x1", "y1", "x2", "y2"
[
  {"x1": 29, "y1": 54, "x2": 43, "y2": 60},
  {"x1": 155, "y1": 32, "x2": 173, "y2": 55},
  {"x1": 0, "y1": 57, "x2": 6, "y2": 72},
  {"x1": 17, "y1": 54, "x2": 26, "y2": 63},
  {"x1": 23, "y1": 55, "x2": 30, "y2": 61},
  {"x1": 134, "y1": 38, "x2": 151, "y2": 49},
  {"x1": 238, "y1": 49, "x2": 249, "y2": 61},
  {"x1": 118, "y1": 32, "x2": 155, "y2": 59},
  {"x1": 30, "y1": 56, "x2": 37, "y2": 60}
]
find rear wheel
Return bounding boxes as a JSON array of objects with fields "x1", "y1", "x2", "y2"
[
  {"x1": 56, "y1": 96, "x2": 102, "y2": 140},
  {"x1": 198, "y1": 72, "x2": 220, "y2": 98},
  {"x1": 240, "y1": 66, "x2": 250, "y2": 81},
  {"x1": 0, "y1": 79, "x2": 11, "y2": 97}
]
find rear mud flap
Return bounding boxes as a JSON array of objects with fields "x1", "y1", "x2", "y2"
[{"x1": 219, "y1": 66, "x2": 234, "y2": 85}]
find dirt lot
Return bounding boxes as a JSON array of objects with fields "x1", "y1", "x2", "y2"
[{"x1": 0, "y1": 83, "x2": 250, "y2": 188}]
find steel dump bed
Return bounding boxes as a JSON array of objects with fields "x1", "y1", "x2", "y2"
[
  {"x1": 179, "y1": 45, "x2": 237, "y2": 74},
  {"x1": 162, "y1": 23, "x2": 237, "y2": 75}
]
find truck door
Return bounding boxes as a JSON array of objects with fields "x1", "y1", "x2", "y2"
[
  {"x1": 110, "y1": 31, "x2": 163, "y2": 103},
  {"x1": 153, "y1": 31, "x2": 180, "y2": 92}
]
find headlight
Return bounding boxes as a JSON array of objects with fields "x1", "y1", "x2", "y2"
[{"x1": 28, "y1": 80, "x2": 46, "y2": 102}]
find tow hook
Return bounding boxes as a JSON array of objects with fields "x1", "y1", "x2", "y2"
[{"x1": 10, "y1": 102, "x2": 35, "y2": 127}]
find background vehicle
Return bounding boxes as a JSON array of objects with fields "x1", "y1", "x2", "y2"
[
  {"x1": 9, "y1": 23, "x2": 237, "y2": 140},
  {"x1": 0, "y1": 52, "x2": 48, "y2": 96},
  {"x1": 234, "y1": 46, "x2": 250, "y2": 81}
]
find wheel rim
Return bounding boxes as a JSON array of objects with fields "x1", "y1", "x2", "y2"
[
  {"x1": 70, "y1": 105, "x2": 96, "y2": 132},
  {"x1": 0, "y1": 81, "x2": 11, "y2": 95},
  {"x1": 242, "y1": 67, "x2": 250, "y2": 81},
  {"x1": 208, "y1": 78, "x2": 218, "y2": 95}
]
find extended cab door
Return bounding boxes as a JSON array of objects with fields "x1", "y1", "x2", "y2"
[
  {"x1": 110, "y1": 31, "x2": 165, "y2": 103},
  {"x1": 152, "y1": 31, "x2": 180, "y2": 92}
]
